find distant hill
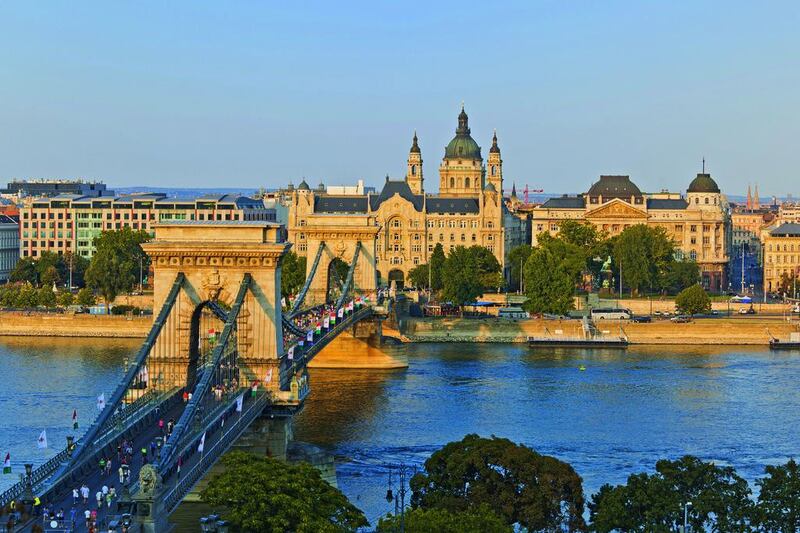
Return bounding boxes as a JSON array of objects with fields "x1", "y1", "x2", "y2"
[{"x1": 114, "y1": 186, "x2": 261, "y2": 199}]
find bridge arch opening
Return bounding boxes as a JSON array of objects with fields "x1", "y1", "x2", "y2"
[
  {"x1": 327, "y1": 257, "x2": 349, "y2": 303},
  {"x1": 388, "y1": 269, "x2": 405, "y2": 290},
  {"x1": 187, "y1": 301, "x2": 227, "y2": 392}
]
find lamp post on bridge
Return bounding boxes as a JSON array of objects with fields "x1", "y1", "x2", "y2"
[{"x1": 21, "y1": 463, "x2": 34, "y2": 514}]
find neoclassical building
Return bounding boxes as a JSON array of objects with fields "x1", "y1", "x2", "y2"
[
  {"x1": 287, "y1": 107, "x2": 510, "y2": 287},
  {"x1": 531, "y1": 173, "x2": 731, "y2": 291}
]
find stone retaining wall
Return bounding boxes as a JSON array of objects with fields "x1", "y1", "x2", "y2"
[{"x1": 0, "y1": 312, "x2": 151, "y2": 338}]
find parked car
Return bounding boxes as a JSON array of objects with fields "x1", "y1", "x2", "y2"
[
  {"x1": 671, "y1": 314, "x2": 692, "y2": 323},
  {"x1": 632, "y1": 315, "x2": 652, "y2": 323},
  {"x1": 739, "y1": 306, "x2": 757, "y2": 315}
]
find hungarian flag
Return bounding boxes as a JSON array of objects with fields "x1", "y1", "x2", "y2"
[
  {"x1": 315, "y1": 322, "x2": 322, "y2": 335},
  {"x1": 208, "y1": 328, "x2": 217, "y2": 346},
  {"x1": 2, "y1": 453, "x2": 10, "y2": 474},
  {"x1": 72, "y1": 409, "x2": 78, "y2": 430},
  {"x1": 330, "y1": 311, "x2": 336, "y2": 325}
]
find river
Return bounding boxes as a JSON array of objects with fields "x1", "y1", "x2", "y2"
[{"x1": 1, "y1": 338, "x2": 799, "y2": 526}]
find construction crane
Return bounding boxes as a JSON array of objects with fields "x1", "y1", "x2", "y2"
[{"x1": 523, "y1": 185, "x2": 544, "y2": 205}]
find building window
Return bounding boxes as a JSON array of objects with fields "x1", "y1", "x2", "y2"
[
  {"x1": 413, "y1": 257, "x2": 420, "y2": 265},
  {"x1": 491, "y1": 165, "x2": 496, "y2": 176}
]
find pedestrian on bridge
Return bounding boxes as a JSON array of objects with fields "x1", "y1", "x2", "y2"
[
  {"x1": 84, "y1": 509, "x2": 91, "y2": 529},
  {"x1": 98, "y1": 457, "x2": 106, "y2": 476},
  {"x1": 70, "y1": 506, "x2": 77, "y2": 529},
  {"x1": 167, "y1": 418, "x2": 175, "y2": 437},
  {"x1": 141, "y1": 446, "x2": 148, "y2": 464},
  {"x1": 95, "y1": 490, "x2": 102, "y2": 508},
  {"x1": 159, "y1": 418, "x2": 165, "y2": 435},
  {"x1": 80, "y1": 484, "x2": 89, "y2": 504},
  {"x1": 72, "y1": 487, "x2": 79, "y2": 504}
]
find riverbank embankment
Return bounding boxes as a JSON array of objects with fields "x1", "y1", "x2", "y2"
[
  {"x1": 403, "y1": 316, "x2": 799, "y2": 345},
  {"x1": 0, "y1": 312, "x2": 151, "y2": 338}
]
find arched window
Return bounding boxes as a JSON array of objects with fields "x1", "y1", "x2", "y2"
[
  {"x1": 450, "y1": 178, "x2": 455, "y2": 188},
  {"x1": 465, "y1": 177, "x2": 470, "y2": 188},
  {"x1": 491, "y1": 165, "x2": 496, "y2": 176},
  {"x1": 411, "y1": 165, "x2": 416, "y2": 176}
]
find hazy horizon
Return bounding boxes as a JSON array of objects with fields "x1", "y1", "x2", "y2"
[{"x1": 1, "y1": 2, "x2": 798, "y2": 197}]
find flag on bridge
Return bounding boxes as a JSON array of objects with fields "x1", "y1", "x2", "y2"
[
  {"x1": 338, "y1": 308, "x2": 344, "y2": 319},
  {"x1": 288, "y1": 346, "x2": 294, "y2": 360},
  {"x1": 323, "y1": 315, "x2": 330, "y2": 329},
  {"x1": 72, "y1": 409, "x2": 78, "y2": 430},
  {"x1": 37, "y1": 430, "x2": 48, "y2": 449},
  {"x1": 265, "y1": 368, "x2": 273, "y2": 384},
  {"x1": 96, "y1": 393, "x2": 106, "y2": 411},
  {"x1": 306, "y1": 330, "x2": 313, "y2": 343},
  {"x1": 197, "y1": 432, "x2": 206, "y2": 453},
  {"x1": 315, "y1": 322, "x2": 322, "y2": 335},
  {"x1": 3, "y1": 453, "x2": 10, "y2": 474},
  {"x1": 236, "y1": 394, "x2": 244, "y2": 412},
  {"x1": 281, "y1": 296, "x2": 286, "y2": 308},
  {"x1": 330, "y1": 311, "x2": 336, "y2": 325}
]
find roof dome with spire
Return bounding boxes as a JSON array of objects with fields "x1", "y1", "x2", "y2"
[
  {"x1": 297, "y1": 179, "x2": 310, "y2": 191},
  {"x1": 444, "y1": 104, "x2": 482, "y2": 160},
  {"x1": 687, "y1": 173, "x2": 720, "y2": 193},
  {"x1": 489, "y1": 130, "x2": 500, "y2": 154},
  {"x1": 410, "y1": 131, "x2": 421, "y2": 154}
]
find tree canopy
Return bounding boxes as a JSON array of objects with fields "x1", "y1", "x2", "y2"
[
  {"x1": 589, "y1": 455, "x2": 753, "y2": 532},
  {"x1": 281, "y1": 251, "x2": 307, "y2": 296},
  {"x1": 201, "y1": 451, "x2": 368, "y2": 532},
  {"x1": 523, "y1": 235, "x2": 586, "y2": 315},
  {"x1": 441, "y1": 246, "x2": 502, "y2": 306},
  {"x1": 85, "y1": 228, "x2": 150, "y2": 307},
  {"x1": 9, "y1": 252, "x2": 89, "y2": 288},
  {"x1": 408, "y1": 263, "x2": 430, "y2": 289},
  {"x1": 507, "y1": 244, "x2": 532, "y2": 291},
  {"x1": 613, "y1": 225, "x2": 675, "y2": 295},
  {"x1": 410, "y1": 434, "x2": 587, "y2": 531},
  {"x1": 377, "y1": 505, "x2": 510, "y2": 533},
  {"x1": 675, "y1": 284, "x2": 711, "y2": 315},
  {"x1": 429, "y1": 243, "x2": 446, "y2": 292},
  {"x1": 755, "y1": 458, "x2": 800, "y2": 532}
]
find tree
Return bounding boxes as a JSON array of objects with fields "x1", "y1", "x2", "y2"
[
  {"x1": 558, "y1": 220, "x2": 601, "y2": 249},
  {"x1": 76, "y1": 287, "x2": 96, "y2": 307},
  {"x1": 410, "y1": 434, "x2": 586, "y2": 531},
  {"x1": 377, "y1": 505, "x2": 510, "y2": 533},
  {"x1": 777, "y1": 271, "x2": 800, "y2": 297},
  {"x1": 523, "y1": 236, "x2": 586, "y2": 315},
  {"x1": 589, "y1": 455, "x2": 753, "y2": 532},
  {"x1": 36, "y1": 287, "x2": 57, "y2": 307},
  {"x1": 663, "y1": 259, "x2": 700, "y2": 293},
  {"x1": 10, "y1": 258, "x2": 38, "y2": 285},
  {"x1": 408, "y1": 263, "x2": 430, "y2": 289},
  {"x1": 85, "y1": 228, "x2": 150, "y2": 309},
  {"x1": 675, "y1": 284, "x2": 711, "y2": 316},
  {"x1": 441, "y1": 246, "x2": 483, "y2": 307},
  {"x1": 429, "y1": 243, "x2": 446, "y2": 292},
  {"x1": 14, "y1": 284, "x2": 38, "y2": 308},
  {"x1": 469, "y1": 246, "x2": 503, "y2": 290},
  {"x1": 507, "y1": 244, "x2": 532, "y2": 291},
  {"x1": 57, "y1": 291, "x2": 75, "y2": 307},
  {"x1": 201, "y1": 451, "x2": 367, "y2": 532},
  {"x1": 613, "y1": 225, "x2": 675, "y2": 295},
  {"x1": 281, "y1": 251, "x2": 307, "y2": 297},
  {"x1": 754, "y1": 458, "x2": 800, "y2": 532}
]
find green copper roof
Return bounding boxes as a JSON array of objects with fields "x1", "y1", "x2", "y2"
[
  {"x1": 687, "y1": 173, "x2": 720, "y2": 193},
  {"x1": 444, "y1": 106, "x2": 482, "y2": 160}
]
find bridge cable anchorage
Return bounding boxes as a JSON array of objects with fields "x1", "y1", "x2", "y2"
[
  {"x1": 64, "y1": 272, "x2": 187, "y2": 470},
  {"x1": 157, "y1": 273, "x2": 252, "y2": 472},
  {"x1": 289, "y1": 241, "x2": 325, "y2": 317},
  {"x1": 335, "y1": 241, "x2": 361, "y2": 310}
]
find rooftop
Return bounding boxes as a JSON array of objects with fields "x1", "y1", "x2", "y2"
[{"x1": 770, "y1": 223, "x2": 800, "y2": 237}]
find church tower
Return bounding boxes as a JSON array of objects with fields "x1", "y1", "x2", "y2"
[
  {"x1": 486, "y1": 129, "x2": 503, "y2": 193},
  {"x1": 406, "y1": 131, "x2": 424, "y2": 195},
  {"x1": 439, "y1": 104, "x2": 483, "y2": 195}
]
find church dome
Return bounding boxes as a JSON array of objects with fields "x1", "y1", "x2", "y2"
[
  {"x1": 444, "y1": 105, "x2": 482, "y2": 160},
  {"x1": 297, "y1": 179, "x2": 310, "y2": 191},
  {"x1": 687, "y1": 173, "x2": 720, "y2": 193}
]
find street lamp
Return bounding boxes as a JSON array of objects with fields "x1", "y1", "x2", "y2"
[
  {"x1": 684, "y1": 501, "x2": 692, "y2": 532},
  {"x1": 385, "y1": 464, "x2": 413, "y2": 533},
  {"x1": 66, "y1": 435, "x2": 75, "y2": 456},
  {"x1": 22, "y1": 463, "x2": 34, "y2": 513}
]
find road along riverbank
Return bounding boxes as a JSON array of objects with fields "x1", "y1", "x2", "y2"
[{"x1": 403, "y1": 316, "x2": 799, "y2": 345}]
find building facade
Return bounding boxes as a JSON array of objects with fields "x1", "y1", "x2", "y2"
[
  {"x1": 20, "y1": 193, "x2": 274, "y2": 258},
  {"x1": 1, "y1": 179, "x2": 113, "y2": 199},
  {"x1": 287, "y1": 107, "x2": 507, "y2": 287},
  {"x1": 531, "y1": 173, "x2": 731, "y2": 291},
  {"x1": 0, "y1": 215, "x2": 19, "y2": 282},
  {"x1": 763, "y1": 223, "x2": 800, "y2": 296}
]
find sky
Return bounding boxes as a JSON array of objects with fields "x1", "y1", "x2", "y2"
[{"x1": 1, "y1": 1, "x2": 799, "y2": 197}]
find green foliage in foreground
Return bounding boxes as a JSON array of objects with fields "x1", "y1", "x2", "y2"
[
  {"x1": 201, "y1": 451, "x2": 368, "y2": 532},
  {"x1": 410, "y1": 434, "x2": 587, "y2": 531},
  {"x1": 377, "y1": 505, "x2": 511, "y2": 533}
]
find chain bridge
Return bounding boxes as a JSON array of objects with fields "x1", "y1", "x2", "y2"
[{"x1": 2, "y1": 220, "x2": 392, "y2": 532}]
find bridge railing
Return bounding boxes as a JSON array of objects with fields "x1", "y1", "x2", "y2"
[
  {"x1": 0, "y1": 448, "x2": 70, "y2": 508},
  {"x1": 160, "y1": 390, "x2": 272, "y2": 514}
]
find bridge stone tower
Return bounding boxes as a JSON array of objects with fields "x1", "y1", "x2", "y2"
[
  {"x1": 142, "y1": 221, "x2": 290, "y2": 391},
  {"x1": 303, "y1": 214, "x2": 379, "y2": 306}
]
